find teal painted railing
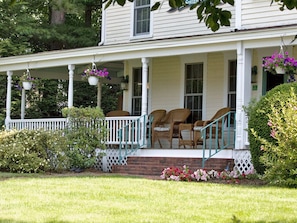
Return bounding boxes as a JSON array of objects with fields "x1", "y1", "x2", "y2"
[
  {"x1": 118, "y1": 115, "x2": 149, "y2": 164},
  {"x1": 200, "y1": 111, "x2": 235, "y2": 168}
]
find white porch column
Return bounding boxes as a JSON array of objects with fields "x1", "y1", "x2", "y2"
[
  {"x1": 235, "y1": 42, "x2": 252, "y2": 150},
  {"x1": 21, "y1": 89, "x2": 25, "y2": 119},
  {"x1": 141, "y1": 57, "x2": 149, "y2": 116},
  {"x1": 5, "y1": 71, "x2": 13, "y2": 129},
  {"x1": 68, "y1": 64, "x2": 75, "y2": 108}
]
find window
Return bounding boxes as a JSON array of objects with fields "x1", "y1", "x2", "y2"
[
  {"x1": 134, "y1": 0, "x2": 150, "y2": 36},
  {"x1": 184, "y1": 63, "x2": 203, "y2": 123},
  {"x1": 227, "y1": 60, "x2": 237, "y2": 125},
  {"x1": 132, "y1": 68, "x2": 142, "y2": 116}
]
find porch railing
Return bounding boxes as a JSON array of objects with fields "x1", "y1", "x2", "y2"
[
  {"x1": 200, "y1": 111, "x2": 235, "y2": 168},
  {"x1": 117, "y1": 115, "x2": 148, "y2": 163},
  {"x1": 6, "y1": 117, "x2": 142, "y2": 146},
  {"x1": 7, "y1": 118, "x2": 68, "y2": 131}
]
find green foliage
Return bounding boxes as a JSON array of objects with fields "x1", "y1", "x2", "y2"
[
  {"x1": 248, "y1": 82, "x2": 297, "y2": 175},
  {"x1": 272, "y1": 0, "x2": 297, "y2": 10},
  {"x1": 62, "y1": 106, "x2": 107, "y2": 170},
  {"x1": 0, "y1": 129, "x2": 69, "y2": 173},
  {"x1": 152, "y1": 0, "x2": 234, "y2": 32},
  {"x1": 251, "y1": 87, "x2": 297, "y2": 187}
]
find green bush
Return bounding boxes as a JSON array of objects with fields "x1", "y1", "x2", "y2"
[
  {"x1": 62, "y1": 106, "x2": 107, "y2": 170},
  {"x1": 248, "y1": 82, "x2": 297, "y2": 174},
  {"x1": 251, "y1": 87, "x2": 297, "y2": 187},
  {"x1": 0, "y1": 129, "x2": 69, "y2": 173}
]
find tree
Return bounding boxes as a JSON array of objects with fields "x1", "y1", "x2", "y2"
[
  {"x1": 0, "y1": 0, "x2": 119, "y2": 124},
  {"x1": 104, "y1": 0, "x2": 297, "y2": 32}
]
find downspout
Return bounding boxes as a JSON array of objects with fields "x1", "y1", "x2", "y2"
[
  {"x1": 98, "y1": 3, "x2": 106, "y2": 46},
  {"x1": 235, "y1": 0, "x2": 242, "y2": 30}
]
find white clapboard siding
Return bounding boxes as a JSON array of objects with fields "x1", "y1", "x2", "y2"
[
  {"x1": 241, "y1": 0, "x2": 297, "y2": 29},
  {"x1": 153, "y1": 2, "x2": 235, "y2": 39},
  {"x1": 151, "y1": 56, "x2": 182, "y2": 110},
  {"x1": 104, "y1": 2, "x2": 235, "y2": 45},
  {"x1": 104, "y1": 4, "x2": 132, "y2": 44},
  {"x1": 205, "y1": 52, "x2": 226, "y2": 119}
]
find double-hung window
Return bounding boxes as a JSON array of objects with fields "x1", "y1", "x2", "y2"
[
  {"x1": 184, "y1": 63, "x2": 204, "y2": 123},
  {"x1": 134, "y1": 0, "x2": 150, "y2": 36}
]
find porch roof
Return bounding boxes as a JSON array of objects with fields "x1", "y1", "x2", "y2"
[{"x1": 0, "y1": 25, "x2": 296, "y2": 78}]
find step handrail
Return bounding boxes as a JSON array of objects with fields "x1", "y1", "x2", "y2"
[{"x1": 200, "y1": 111, "x2": 235, "y2": 168}]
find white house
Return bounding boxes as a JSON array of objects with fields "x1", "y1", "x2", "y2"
[{"x1": 1, "y1": 0, "x2": 297, "y2": 174}]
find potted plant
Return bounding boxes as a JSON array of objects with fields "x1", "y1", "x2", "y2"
[
  {"x1": 262, "y1": 51, "x2": 297, "y2": 75},
  {"x1": 20, "y1": 70, "x2": 35, "y2": 90},
  {"x1": 82, "y1": 63, "x2": 110, "y2": 85}
]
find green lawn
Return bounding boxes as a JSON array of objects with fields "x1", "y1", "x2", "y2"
[{"x1": 0, "y1": 172, "x2": 296, "y2": 223}]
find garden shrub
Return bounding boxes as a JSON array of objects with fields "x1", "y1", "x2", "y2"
[
  {"x1": 0, "y1": 129, "x2": 69, "y2": 173},
  {"x1": 251, "y1": 87, "x2": 297, "y2": 187},
  {"x1": 248, "y1": 82, "x2": 297, "y2": 174},
  {"x1": 62, "y1": 106, "x2": 107, "y2": 170}
]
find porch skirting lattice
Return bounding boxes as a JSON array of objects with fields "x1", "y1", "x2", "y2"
[
  {"x1": 233, "y1": 149, "x2": 253, "y2": 173},
  {"x1": 95, "y1": 146, "x2": 136, "y2": 172}
]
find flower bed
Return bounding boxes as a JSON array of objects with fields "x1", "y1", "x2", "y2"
[{"x1": 160, "y1": 165, "x2": 262, "y2": 184}]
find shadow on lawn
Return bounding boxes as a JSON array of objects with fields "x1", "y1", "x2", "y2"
[
  {"x1": 0, "y1": 220, "x2": 69, "y2": 223},
  {"x1": 231, "y1": 215, "x2": 297, "y2": 223}
]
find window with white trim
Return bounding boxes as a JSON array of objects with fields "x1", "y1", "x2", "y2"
[
  {"x1": 134, "y1": 0, "x2": 150, "y2": 36},
  {"x1": 184, "y1": 63, "x2": 203, "y2": 123}
]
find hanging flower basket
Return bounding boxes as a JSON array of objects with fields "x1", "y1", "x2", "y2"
[
  {"x1": 88, "y1": 76, "x2": 99, "y2": 85},
  {"x1": 263, "y1": 51, "x2": 297, "y2": 75},
  {"x1": 19, "y1": 69, "x2": 35, "y2": 90},
  {"x1": 82, "y1": 62, "x2": 110, "y2": 85},
  {"x1": 22, "y1": 81, "x2": 32, "y2": 90},
  {"x1": 275, "y1": 66, "x2": 285, "y2": 74}
]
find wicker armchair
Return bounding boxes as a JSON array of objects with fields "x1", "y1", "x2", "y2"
[
  {"x1": 106, "y1": 110, "x2": 130, "y2": 117},
  {"x1": 148, "y1": 109, "x2": 167, "y2": 146},
  {"x1": 193, "y1": 107, "x2": 230, "y2": 147},
  {"x1": 153, "y1": 108, "x2": 191, "y2": 148}
]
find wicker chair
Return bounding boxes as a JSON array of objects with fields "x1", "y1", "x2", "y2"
[
  {"x1": 153, "y1": 108, "x2": 191, "y2": 148},
  {"x1": 148, "y1": 109, "x2": 167, "y2": 146},
  {"x1": 193, "y1": 107, "x2": 231, "y2": 147},
  {"x1": 106, "y1": 110, "x2": 130, "y2": 117}
]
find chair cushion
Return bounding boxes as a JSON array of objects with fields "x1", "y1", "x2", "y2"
[
  {"x1": 154, "y1": 127, "x2": 170, "y2": 131},
  {"x1": 193, "y1": 126, "x2": 203, "y2": 131}
]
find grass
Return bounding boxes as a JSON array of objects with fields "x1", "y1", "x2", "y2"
[{"x1": 0, "y1": 172, "x2": 296, "y2": 223}]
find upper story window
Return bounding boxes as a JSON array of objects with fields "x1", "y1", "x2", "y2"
[{"x1": 134, "y1": 0, "x2": 150, "y2": 36}]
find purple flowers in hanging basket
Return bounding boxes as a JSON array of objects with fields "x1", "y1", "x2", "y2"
[
  {"x1": 82, "y1": 67, "x2": 111, "y2": 80},
  {"x1": 263, "y1": 51, "x2": 297, "y2": 74}
]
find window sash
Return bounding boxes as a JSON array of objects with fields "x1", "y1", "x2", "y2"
[
  {"x1": 184, "y1": 63, "x2": 203, "y2": 123},
  {"x1": 134, "y1": 0, "x2": 150, "y2": 35}
]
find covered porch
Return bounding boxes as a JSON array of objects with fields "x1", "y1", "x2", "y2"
[{"x1": 2, "y1": 26, "x2": 297, "y2": 174}]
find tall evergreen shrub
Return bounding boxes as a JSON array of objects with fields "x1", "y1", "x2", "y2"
[{"x1": 248, "y1": 82, "x2": 297, "y2": 174}]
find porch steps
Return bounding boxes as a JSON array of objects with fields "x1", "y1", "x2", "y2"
[{"x1": 112, "y1": 156, "x2": 234, "y2": 177}]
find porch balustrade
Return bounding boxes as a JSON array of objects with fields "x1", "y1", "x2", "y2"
[{"x1": 6, "y1": 117, "x2": 141, "y2": 145}]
